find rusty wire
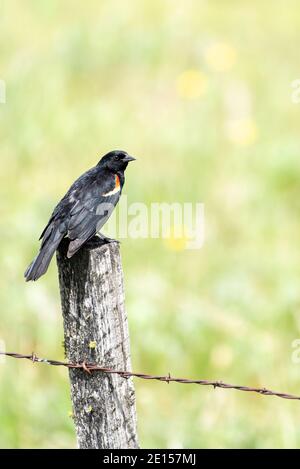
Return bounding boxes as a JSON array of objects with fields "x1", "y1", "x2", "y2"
[{"x1": 1, "y1": 351, "x2": 299, "y2": 401}]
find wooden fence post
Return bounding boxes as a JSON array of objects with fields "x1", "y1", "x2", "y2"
[{"x1": 56, "y1": 237, "x2": 139, "y2": 449}]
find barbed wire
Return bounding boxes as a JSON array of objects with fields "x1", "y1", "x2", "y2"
[{"x1": 1, "y1": 351, "x2": 299, "y2": 402}]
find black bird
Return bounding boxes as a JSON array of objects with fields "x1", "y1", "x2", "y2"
[{"x1": 24, "y1": 150, "x2": 136, "y2": 281}]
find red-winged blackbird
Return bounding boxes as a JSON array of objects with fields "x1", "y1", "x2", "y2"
[{"x1": 24, "y1": 150, "x2": 136, "y2": 281}]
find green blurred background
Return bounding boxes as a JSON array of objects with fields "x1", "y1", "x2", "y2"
[{"x1": 1, "y1": 0, "x2": 300, "y2": 449}]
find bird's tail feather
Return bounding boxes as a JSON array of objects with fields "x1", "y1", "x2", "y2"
[{"x1": 24, "y1": 228, "x2": 64, "y2": 281}]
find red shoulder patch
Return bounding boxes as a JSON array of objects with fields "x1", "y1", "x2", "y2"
[{"x1": 102, "y1": 174, "x2": 121, "y2": 197}]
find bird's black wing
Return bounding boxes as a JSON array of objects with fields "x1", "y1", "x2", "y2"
[
  {"x1": 38, "y1": 169, "x2": 98, "y2": 241},
  {"x1": 66, "y1": 176, "x2": 121, "y2": 258}
]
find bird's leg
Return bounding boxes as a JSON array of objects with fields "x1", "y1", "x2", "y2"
[{"x1": 84, "y1": 236, "x2": 103, "y2": 248}]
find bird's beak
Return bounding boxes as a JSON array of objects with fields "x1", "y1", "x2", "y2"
[{"x1": 123, "y1": 155, "x2": 136, "y2": 163}]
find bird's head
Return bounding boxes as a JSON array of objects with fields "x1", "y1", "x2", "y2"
[{"x1": 97, "y1": 150, "x2": 136, "y2": 172}]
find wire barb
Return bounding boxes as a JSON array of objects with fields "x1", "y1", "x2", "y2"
[{"x1": 1, "y1": 351, "x2": 299, "y2": 402}]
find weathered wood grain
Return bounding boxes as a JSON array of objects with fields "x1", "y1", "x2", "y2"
[{"x1": 56, "y1": 237, "x2": 138, "y2": 449}]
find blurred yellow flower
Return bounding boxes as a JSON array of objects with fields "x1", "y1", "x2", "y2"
[
  {"x1": 176, "y1": 69, "x2": 207, "y2": 99},
  {"x1": 164, "y1": 227, "x2": 189, "y2": 251},
  {"x1": 211, "y1": 344, "x2": 233, "y2": 369},
  {"x1": 225, "y1": 118, "x2": 258, "y2": 146},
  {"x1": 204, "y1": 42, "x2": 236, "y2": 72}
]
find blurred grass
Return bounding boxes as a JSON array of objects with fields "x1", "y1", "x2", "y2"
[{"x1": 1, "y1": 0, "x2": 300, "y2": 448}]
